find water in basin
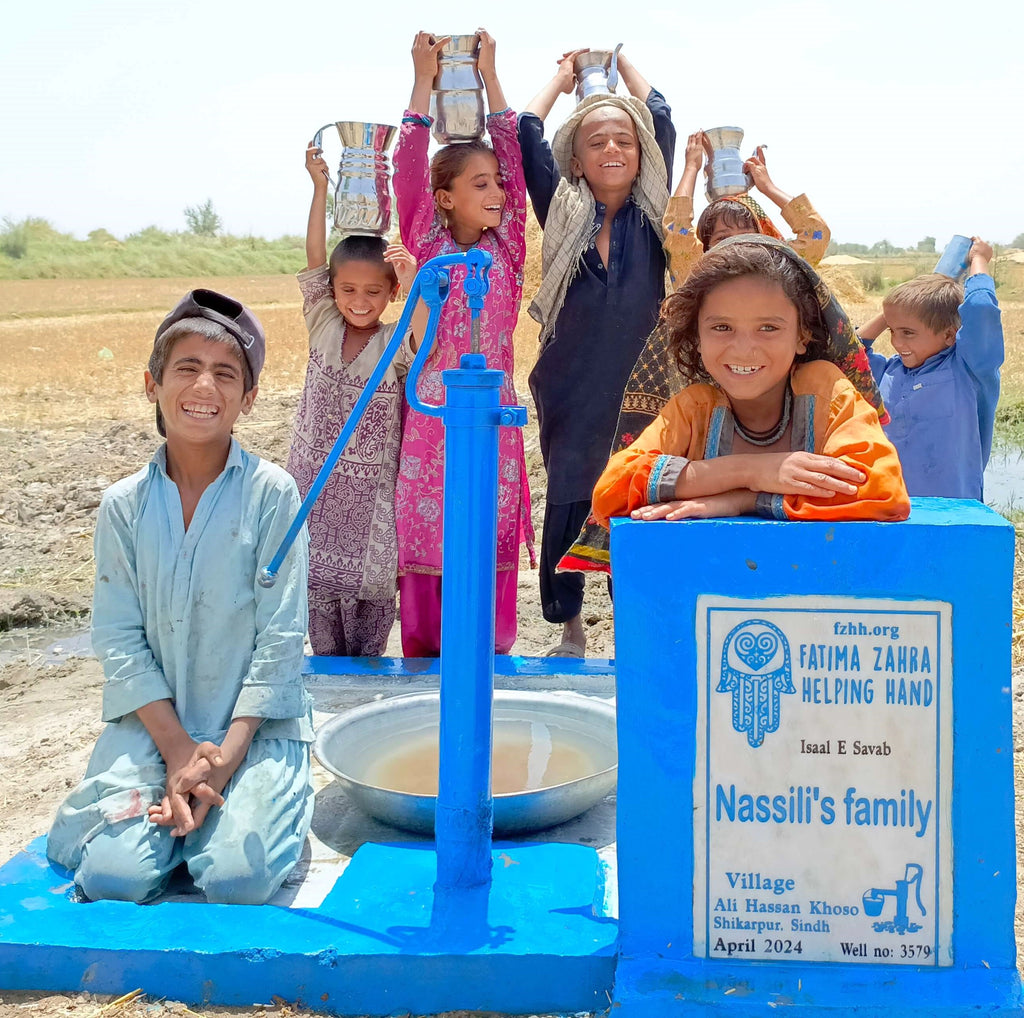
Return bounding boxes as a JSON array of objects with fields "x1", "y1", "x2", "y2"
[{"x1": 364, "y1": 721, "x2": 600, "y2": 795}]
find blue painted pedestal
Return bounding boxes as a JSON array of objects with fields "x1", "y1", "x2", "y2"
[
  {"x1": 0, "y1": 834, "x2": 615, "y2": 1014},
  {"x1": 610, "y1": 498, "x2": 1023, "y2": 1015}
]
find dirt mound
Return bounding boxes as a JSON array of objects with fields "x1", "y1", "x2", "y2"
[
  {"x1": 0, "y1": 588, "x2": 89, "y2": 630},
  {"x1": 821, "y1": 254, "x2": 869, "y2": 266},
  {"x1": 819, "y1": 264, "x2": 867, "y2": 305}
]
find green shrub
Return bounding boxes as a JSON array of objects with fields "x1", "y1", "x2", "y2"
[
  {"x1": 860, "y1": 267, "x2": 885, "y2": 292},
  {"x1": 0, "y1": 218, "x2": 29, "y2": 259}
]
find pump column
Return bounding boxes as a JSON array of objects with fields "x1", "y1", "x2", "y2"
[{"x1": 434, "y1": 352, "x2": 526, "y2": 891}]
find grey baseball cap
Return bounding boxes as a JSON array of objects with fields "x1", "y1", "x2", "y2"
[{"x1": 155, "y1": 289, "x2": 266, "y2": 384}]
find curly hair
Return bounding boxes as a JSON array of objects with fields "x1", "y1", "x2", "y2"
[{"x1": 661, "y1": 241, "x2": 830, "y2": 384}]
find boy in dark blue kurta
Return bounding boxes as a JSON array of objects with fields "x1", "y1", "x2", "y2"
[
  {"x1": 859, "y1": 239, "x2": 1002, "y2": 499},
  {"x1": 518, "y1": 48, "x2": 674, "y2": 655}
]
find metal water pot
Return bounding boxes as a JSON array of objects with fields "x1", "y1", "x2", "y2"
[
  {"x1": 430, "y1": 34, "x2": 485, "y2": 144},
  {"x1": 312, "y1": 122, "x2": 397, "y2": 236},
  {"x1": 704, "y1": 126, "x2": 753, "y2": 201},
  {"x1": 573, "y1": 45, "x2": 621, "y2": 101},
  {"x1": 933, "y1": 235, "x2": 973, "y2": 280}
]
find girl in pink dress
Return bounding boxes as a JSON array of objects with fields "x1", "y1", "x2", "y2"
[{"x1": 393, "y1": 30, "x2": 534, "y2": 656}]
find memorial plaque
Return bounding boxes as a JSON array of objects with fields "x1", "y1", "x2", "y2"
[{"x1": 694, "y1": 595, "x2": 953, "y2": 966}]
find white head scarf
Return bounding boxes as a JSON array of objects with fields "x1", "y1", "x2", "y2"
[{"x1": 529, "y1": 93, "x2": 670, "y2": 344}]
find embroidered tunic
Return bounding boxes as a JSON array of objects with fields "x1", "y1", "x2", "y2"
[
  {"x1": 287, "y1": 265, "x2": 411, "y2": 600},
  {"x1": 392, "y1": 107, "x2": 533, "y2": 575}
]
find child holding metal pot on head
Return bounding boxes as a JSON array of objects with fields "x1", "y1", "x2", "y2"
[
  {"x1": 518, "y1": 46, "x2": 675, "y2": 656},
  {"x1": 856, "y1": 238, "x2": 1003, "y2": 499},
  {"x1": 591, "y1": 238, "x2": 909, "y2": 528},
  {"x1": 390, "y1": 29, "x2": 535, "y2": 658},
  {"x1": 47, "y1": 291, "x2": 315, "y2": 904},
  {"x1": 286, "y1": 141, "x2": 421, "y2": 657},
  {"x1": 663, "y1": 133, "x2": 832, "y2": 289}
]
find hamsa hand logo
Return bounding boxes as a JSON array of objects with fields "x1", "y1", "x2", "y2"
[{"x1": 718, "y1": 619, "x2": 794, "y2": 748}]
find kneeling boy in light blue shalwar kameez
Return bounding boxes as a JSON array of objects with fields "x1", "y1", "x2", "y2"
[{"x1": 48, "y1": 290, "x2": 314, "y2": 905}]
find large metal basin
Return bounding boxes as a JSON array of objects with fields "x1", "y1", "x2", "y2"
[{"x1": 313, "y1": 689, "x2": 617, "y2": 835}]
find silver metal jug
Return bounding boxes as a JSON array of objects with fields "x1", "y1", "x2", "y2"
[
  {"x1": 573, "y1": 45, "x2": 621, "y2": 101},
  {"x1": 312, "y1": 121, "x2": 397, "y2": 236},
  {"x1": 933, "y1": 235, "x2": 973, "y2": 280},
  {"x1": 430, "y1": 34, "x2": 485, "y2": 145},
  {"x1": 704, "y1": 126, "x2": 753, "y2": 201}
]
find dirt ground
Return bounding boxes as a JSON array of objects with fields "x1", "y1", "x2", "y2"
[{"x1": 2, "y1": 268, "x2": 1023, "y2": 1017}]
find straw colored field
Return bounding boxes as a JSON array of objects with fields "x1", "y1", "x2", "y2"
[
  {"x1": 4, "y1": 260, "x2": 1020, "y2": 426},
  {"x1": 0, "y1": 275, "x2": 540, "y2": 429}
]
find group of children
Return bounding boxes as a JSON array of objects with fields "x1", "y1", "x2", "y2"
[{"x1": 48, "y1": 35, "x2": 1004, "y2": 905}]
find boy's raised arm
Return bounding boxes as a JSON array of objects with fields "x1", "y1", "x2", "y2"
[
  {"x1": 969, "y1": 237, "x2": 993, "y2": 278},
  {"x1": 519, "y1": 52, "x2": 583, "y2": 228},
  {"x1": 959, "y1": 238, "x2": 1004, "y2": 376},
  {"x1": 523, "y1": 49, "x2": 584, "y2": 120},
  {"x1": 615, "y1": 50, "x2": 652, "y2": 102}
]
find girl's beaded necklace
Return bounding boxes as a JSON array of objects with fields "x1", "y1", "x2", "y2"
[{"x1": 732, "y1": 384, "x2": 793, "y2": 447}]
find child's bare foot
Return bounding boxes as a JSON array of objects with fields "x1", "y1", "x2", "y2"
[{"x1": 545, "y1": 615, "x2": 587, "y2": 657}]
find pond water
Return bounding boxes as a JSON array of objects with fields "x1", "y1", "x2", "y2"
[
  {"x1": 0, "y1": 625, "x2": 93, "y2": 668},
  {"x1": 985, "y1": 445, "x2": 1024, "y2": 513}
]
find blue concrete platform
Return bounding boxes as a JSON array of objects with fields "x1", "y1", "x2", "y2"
[
  {"x1": 613, "y1": 956, "x2": 1024, "y2": 1016},
  {"x1": 0, "y1": 835, "x2": 616, "y2": 1014}
]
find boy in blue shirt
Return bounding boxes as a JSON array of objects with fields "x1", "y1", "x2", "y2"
[
  {"x1": 48, "y1": 290, "x2": 314, "y2": 904},
  {"x1": 859, "y1": 239, "x2": 1002, "y2": 499}
]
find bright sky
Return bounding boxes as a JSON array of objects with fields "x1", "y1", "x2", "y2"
[{"x1": 2, "y1": 0, "x2": 1021, "y2": 248}]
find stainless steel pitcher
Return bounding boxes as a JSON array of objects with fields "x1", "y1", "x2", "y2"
[
  {"x1": 704, "y1": 126, "x2": 753, "y2": 201},
  {"x1": 312, "y1": 121, "x2": 397, "y2": 236},
  {"x1": 573, "y1": 45, "x2": 621, "y2": 102},
  {"x1": 430, "y1": 34, "x2": 485, "y2": 145}
]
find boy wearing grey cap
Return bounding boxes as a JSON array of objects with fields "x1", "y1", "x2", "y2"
[{"x1": 47, "y1": 290, "x2": 314, "y2": 905}]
